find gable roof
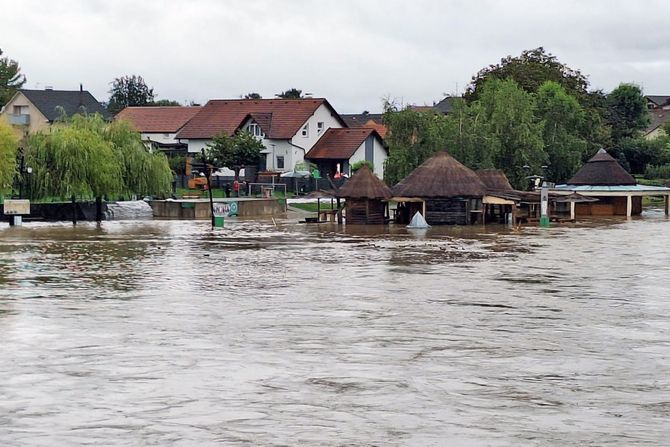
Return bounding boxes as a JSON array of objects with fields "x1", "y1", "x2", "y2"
[
  {"x1": 646, "y1": 95, "x2": 670, "y2": 108},
  {"x1": 567, "y1": 149, "x2": 636, "y2": 186},
  {"x1": 392, "y1": 151, "x2": 487, "y2": 198},
  {"x1": 176, "y1": 98, "x2": 345, "y2": 140},
  {"x1": 305, "y1": 128, "x2": 382, "y2": 160},
  {"x1": 115, "y1": 106, "x2": 202, "y2": 133},
  {"x1": 20, "y1": 89, "x2": 110, "y2": 121},
  {"x1": 645, "y1": 108, "x2": 670, "y2": 136},
  {"x1": 337, "y1": 165, "x2": 392, "y2": 199},
  {"x1": 433, "y1": 96, "x2": 461, "y2": 114},
  {"x1": 341, "y1": 113, "x2": 384, "y2": 127}
]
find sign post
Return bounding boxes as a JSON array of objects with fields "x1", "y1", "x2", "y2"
[
  {"x1": 212, "y1": 201, "x2": 238, "y2": 228},
  {"x1": 4, "y1": 199, "x2": 31, "y2": 227},
  {"x1": 540, "y1": 182, "x2": 550, "y2": 228}
]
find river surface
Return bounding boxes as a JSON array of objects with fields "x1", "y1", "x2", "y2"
[{"x1": 1, "y1": 212, "x2": 669, "y2": 446}]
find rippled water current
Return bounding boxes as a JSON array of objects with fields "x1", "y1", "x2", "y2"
[{"x1": 1, "y1": 213, "x2": 669, "y2": 446}]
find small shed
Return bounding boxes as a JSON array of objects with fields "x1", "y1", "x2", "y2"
[
  {"x1": 554, "y1": 149, "x2": 670, "y2": 216},
  {"x1": 337, "y1": 165, "x2": 392, "y2": 224},
  {"x1": 477, "y1": 169, "x2": 516, "y2": 224},
  {"x1": 392, "y1": 151, "x2": 487, "y2": 225}
]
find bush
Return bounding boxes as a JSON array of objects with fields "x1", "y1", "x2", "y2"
[
  {"x1": 351, "y1": 160, "x2": 374, "y2": 172},
  {"x1": 644, "y1": 163, "x2": 670, "y2": 180}
]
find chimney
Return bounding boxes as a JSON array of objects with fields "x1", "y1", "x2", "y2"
[{"x1": 79, "y1": 83, "x2": 83, "y2": 107}]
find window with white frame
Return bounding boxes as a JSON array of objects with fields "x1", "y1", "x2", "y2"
[
  {"x1": 301, "y1": 123, "x2": 309, "y2": 137},
  {"x1": 317, "y1": 122, "x2": 324, "y2": 135},
  {"x1": 247, "y1": 122, "x2": 264, "y2": 138}
]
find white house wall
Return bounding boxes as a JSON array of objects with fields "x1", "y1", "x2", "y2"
[
  {"x1": 290, "y1": 103, "x2": 344, "y2": 167},
  {"x1": 347, "y1": 137, "x2": 387, "y2": 179},
  {"x1": 142, "y1": 132, "x2": 179, "y2": 145}
]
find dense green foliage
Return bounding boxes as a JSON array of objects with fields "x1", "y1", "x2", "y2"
[
  {"x1": 384, "y1": 49, "x2": 669, "y2": 187},
  {"x1": 150, "y1": 99, "x2": 181, "y2": 106},
  {"x1": 464, "y1": 47, "x2": 588, "y2": 102},
  {"x1": 644, "y1": 163, "x2": 670, "y2": 180},
  {"x1": 244, "y1": 92, "x2": 262, "y2": 99},
  {"x1": 0, "y1": 118, "x2": 18, "y2": 195},
  {"x1": 108, "y1": 75, "x2": 155, "y2": 114},
  {"x1": 606, "y1": 83, "x2": 650, "y2": 144},
  {"x1": 25, "y1": 114, "x2": 172, "y2": 200},
  {"x1": 0, "y1": 48, "x2": 26, "y2": 109},
  {"x1": 204, "y1": 130, "x2": 264, "y2": 179},
  {"x1": 351, "y1": 160, "x2": 374, "y2": 172},
  {"x1": 276, "y1": 88, "x2": 303, "y2": 99}
]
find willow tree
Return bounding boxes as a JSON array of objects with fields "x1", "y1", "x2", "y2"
[
  {"x1": 0, "y1": 118, "x2": 18, "y2": 196},
  {"x1": 105, "y1": 119, "x2": 172, "y2": 197}
]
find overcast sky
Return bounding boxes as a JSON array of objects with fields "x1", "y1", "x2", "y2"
[{"x1": 2, "y1": 0, "x2": 669, "y2": 113}]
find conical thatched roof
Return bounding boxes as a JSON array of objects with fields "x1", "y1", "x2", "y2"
[
  {"x1": 477, "y1": 169, "x2": 514, "y2": 192},
  {"x1": 392, "y1": 151, "x2": 487, "y2": 198},
  {"x1": 567, "y1": 149, "x2": 636, "y2": 186},
  {"x1": 337, "y1": 165, "x2": 392, "y2": 199}
]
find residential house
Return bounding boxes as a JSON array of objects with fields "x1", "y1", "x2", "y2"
[
  {"x1": 175, "y1": 98, "x2": 346, "y2": 172},
  {"x1": 341, "y1": 112, "x2": 387, "y2": 138},
  {"x1": 305, "y1": 128, "x2": 387, "y2": 179},
  {"x1": 0, "y1": 87, "x2": 110, "y2": 134},
  {"x1": 115, "y1": 106, "x2": 201, "y2": 153},
  {"x1": 644, "y1": 95, "x2": 670, "y2": 140}
]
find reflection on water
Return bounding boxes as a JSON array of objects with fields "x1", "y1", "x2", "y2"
[{"x1": 1, "y1": 213, "x2": 670, "y2": 446}]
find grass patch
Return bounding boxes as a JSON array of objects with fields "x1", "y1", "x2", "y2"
[{"x1": 291, "y1": 202, "x2": 335, "y2": 212}]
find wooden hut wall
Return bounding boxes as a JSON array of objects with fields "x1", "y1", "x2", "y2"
[
  {"x1": 346, "y1": 198, "x2": 386, "y2": 224},
  {"x1": 426, "y1": 199, "x2": 468, "y2": 225},
  {"x1": 575, "y1": 196, "x2": 642, "y2": 216}
]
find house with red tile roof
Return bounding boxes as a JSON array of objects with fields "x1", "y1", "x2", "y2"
[
  {"x1": 115, "y1": 106, "x2": 202, "y2": 151},
  {"x1": 175, "y1": 98, "x2": 347, "y2": 172},
  {"x1": 305, "y1": 128, "x2": 387, "y2": 179}
]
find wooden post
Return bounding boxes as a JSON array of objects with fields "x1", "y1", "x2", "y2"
[
  {"x1": 570, "y1": 201, "x2": 576, "y2": 221},
  {"x1": 511, "y1": 203, "x2": 517, "y2": 226},
  {"x1": 665, "y1": 195, "x2": 669, "y2": 216},
  {"x1": 337, "y1": 198, "x2": 343, "y2": 224},
  {"x1": 626, "y1": 194, "x2": 633, "y2": 217},
  {"x1": 96, "y1": 196, "x2": 103, "y2": 223},
  {"x1": 422, "y1": 200, "x2": 426, "y2": 217},
  {"x1": 71, "y1": 195, "x2": 77, "y2": 226},
  {"x1": 482, "y1": 204, "x2": 486, "y2": 226},
  {"x1": 317, "y1": 198, "x2": 321, "y2": 222}
]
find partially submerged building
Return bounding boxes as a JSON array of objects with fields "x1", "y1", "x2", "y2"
[
  {"x1": 392, "y1": 151, "x2": 487, "y2": 225},
  {"x1": 337, "y1": 165, "x2": 392, "y2": 224},
  {"x1": 553, "y1": 149, "x2": 670, "y2": 216}
]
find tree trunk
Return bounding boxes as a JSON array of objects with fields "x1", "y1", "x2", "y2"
[
  {"x1": 71, "y1": 195, "x2": 77, "y2": 226},
  {"x1": 96, "y1": 196, "x2": 103, "y2": 223}
]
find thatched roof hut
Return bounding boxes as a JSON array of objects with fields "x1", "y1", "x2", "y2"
[
  {"x1": 338, "y1": 166, "x2": 391, "y2": 224},
  {"x1": 476, "y1": 169, "x2": 514, "y2": 192},
  {"x1": 567, "y1": 149, "x2": 636, "y2": 186},
  {"x1": 392, "y1": 151, "x2": 487, "y2": 198},
  {"x1": 337, "y1": 165, "x2": 392, "y2": 199}
]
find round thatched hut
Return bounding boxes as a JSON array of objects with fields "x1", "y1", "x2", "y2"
[
  {"x1": 337, "y1": 165, "x2": 392, "y2": 224},
  {"x1": 392, "y1": 151, "x2": 487, "y2": 225},
  {"x1": 553, "y1": 149, "x2": 670, "y2": 217}
]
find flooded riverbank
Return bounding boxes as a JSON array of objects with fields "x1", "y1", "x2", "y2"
[{"x1": 1, "y1": 212, "x2": 669, "y2": 446}]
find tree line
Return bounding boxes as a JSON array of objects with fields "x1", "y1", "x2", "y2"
[{"x1": 383, "y1": 48, "x2": 670, "y2": 188}]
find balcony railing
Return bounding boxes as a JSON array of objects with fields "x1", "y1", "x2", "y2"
[{"x1": 10, "y1": 114, "x2": 30, "y2": 125}]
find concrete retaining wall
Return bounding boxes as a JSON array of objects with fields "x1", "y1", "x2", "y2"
[{"x1": 149, "y1": 198, "x2": 285, "y2": 219}]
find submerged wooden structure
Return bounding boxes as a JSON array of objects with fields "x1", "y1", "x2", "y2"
[
  {"x1": 553, "y1": 149, "x2": 670, "y2": 217},
  {"x1": 392, "y1": 152, "x2": 487, "y2": 225},
  {"x1": 337, "y1": 165, "x2": 392, "y2": 224}
]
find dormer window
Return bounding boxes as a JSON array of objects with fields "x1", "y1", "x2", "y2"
[
  {"x1": 301, "y1": 123, "x2": 309, "y2": 137},
  {"x1": 247, "y1": 122, "x2": 264, "y2": 138}
]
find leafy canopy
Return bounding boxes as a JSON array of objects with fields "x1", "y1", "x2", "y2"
[
  {"x1": 0, "y1": 118, "x2": 19, "y2": 196},
  {"x1": 108, "y1": 75, "x2": 155, "y2": 115},
  {"x1": 0, "y1": 48, "x2": 27, "y2": 109},
  {"x1": 276, "y1": 88, "x2": 303, "y2": 99},
  {"x1": 204, "y1": 130, "x2": 264, "y2": 178},
  {"x1": 464, "y1": 47, "x2": 589, "y2": 102},
  {"x1": 606, "y1": 83, "x2": 650, "y2": 144}
]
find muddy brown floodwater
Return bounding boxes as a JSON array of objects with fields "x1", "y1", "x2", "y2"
[{"x1": 1, "y1": 212, "x2": 669, "y2": 446}]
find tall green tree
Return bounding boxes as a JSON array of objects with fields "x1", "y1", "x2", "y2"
[
  {"x1": 276, "y1": 88, "x2": 303, "y2": 99},
  {"x1": 382, "y1": 104, "x2": 452, "y2": 185},
  {"x1": 606, "y1": 83, "x2": 650, "y2": 144},
  {"x1": 464, "y1": 47, "x2": 588, "y2": 102},
  {"x1": 0, "y1": 118, "x2": 18, "y2": 196},
  {"x1": 475, "y1": 78, "x2": 546, "y2": 188},
  {"x1": 204, "y1": 130, "x2": 264, "y2": 180},
  {"x1": 243, "y1": 92, "x2": 262, "y2": 99},
  {"x1": 535, "y1": 81, "x2": 588, "y2": 182},
  {"x1": 108, "y1": 75, "x2": 155, "y2": 115},
  {"x1": 0, "y1": 48, "x2": 26, "y2": 109},
  {"x1": 150, "y1": 99, "x2": 181, "y2": 106}
]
